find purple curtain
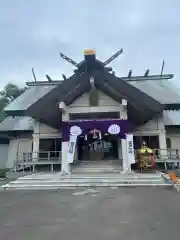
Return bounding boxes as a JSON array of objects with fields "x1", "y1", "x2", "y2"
[{"x1": 61, "y1": 119, "x2": 132, "y2": 141}]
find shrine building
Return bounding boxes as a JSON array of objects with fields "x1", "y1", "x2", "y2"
[{"x1": 0, "y1": 49, "x2": 180, "y2": 171}]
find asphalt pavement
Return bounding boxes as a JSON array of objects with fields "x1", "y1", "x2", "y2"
[{"x1": 0, "y1": 186, "x2": 179, "y2": 240}]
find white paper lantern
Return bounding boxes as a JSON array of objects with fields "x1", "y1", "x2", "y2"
[
  {"x1": 70, "y1": 125, "x2": 82, "y2": 136},
  {"x1": 108, "y1": 124, "x2": 120, "y2": 135}
]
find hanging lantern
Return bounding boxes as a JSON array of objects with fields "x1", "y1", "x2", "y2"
[
  {"x1": 89, "y1": 129, "x2": 102, "y2": 140},
  {"x1": 92, "y1": 129, "x2": 97, "y2": 139},
  {"x1": 89, "y1": 129, "x2": 97, "y2": 139}
]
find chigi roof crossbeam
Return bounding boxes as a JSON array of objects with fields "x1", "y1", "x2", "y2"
[{"x1": 122, "y1": 74, "x2": 173, "y2": 81}]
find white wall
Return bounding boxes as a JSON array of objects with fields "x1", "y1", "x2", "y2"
[
  {"x1": 134, "y1": 114, "x2": 165, "y2": 136},
  {"x1": 6, "y1": 134, "x2": 33, "y2": 169},
  {"x1": 133, "y1": 113, "x2": 167, "y2": 150},
  {"x1": 38, "y1": 122, "x2": 61, "y2": 138},
  {"x1": 32, "y1": 121, "x2": 61, "y2": 157},
  {"x1": 70, "y1": 90, "x2": 120, "y2": 107},
  {"x1": 68, "y1": 90, "x2": 122, "y2": 114},
  {"x1": 0, "y1": 144, "x2": 8, "y2": 169},
  {"x1": 166, "y1": 131, "x2": 180, "y2": 149}
]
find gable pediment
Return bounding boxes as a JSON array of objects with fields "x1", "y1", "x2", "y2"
[{"x1": 69, "y1": 89, "x2": 120, "y2": 108}]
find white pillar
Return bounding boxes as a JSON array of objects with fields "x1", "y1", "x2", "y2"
[
  {"x1": 121, "y1": 139, "x2": 127, "y2": 171},
  {"x1": 61, "y1": 110, "x2": 70, "y2": 174},
  {"x1": 32, "y1": 121, "x2": 40, "y2": 161},
  {"x1": 118, "y1": 139, "x2": 122, "y2": 165},
  {"x1": 126, "y1": 133, "x2": 135, "y2": 172},
  {"x1": 159, "y1": 130, "x2": 167, "y2": 158},
  {"x1": 32, "y1": 134, "x2": 39, "y2": 161},
  {"x1": 121, "y1": 99, "x2": 127, "y2": 120},
  {"x1": 61, "y1": 141, "x2": 70, "y2": 174},
  {"x1": 120, "y1": 99, "x2": 128, "y2": 171}
]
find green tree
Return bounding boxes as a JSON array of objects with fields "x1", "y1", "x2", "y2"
[{"x1": 0, "y1": 83, "x2": 26, "y2": 121}]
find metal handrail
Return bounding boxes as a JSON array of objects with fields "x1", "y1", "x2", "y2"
[
  {"x1": 15, "y1": 149, "x2": 180, "y2": 162},
  {"x1": 134, "y1": 148, "x2": 180, "y2": 159},
  {"x1": 16, "y1": 151, "x2": 62, "y2": 163},
  {"x1": 14, "y1": 151, "x2": 62, "y2": 172},
  {"x1": 13, "y1": 149, "x2": 180, "y2": 172}
]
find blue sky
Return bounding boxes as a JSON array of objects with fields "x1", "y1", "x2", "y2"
[{"x1": 0, "y1": 0, "x2": 180, "y2": 88}]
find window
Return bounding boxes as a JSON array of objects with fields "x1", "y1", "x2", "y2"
[
  {"x1": 166, "y1": 138, "x2": 171, "y2": 148},
  {"x1": 39, "y1": 138, "x2": 62, "y2": 159},
  {"x1": 39, "y1": 138, "x2": 62, "y2": 152},
  {"x1": 133, "y1": 136, "x2": 159, "y2": 149}
]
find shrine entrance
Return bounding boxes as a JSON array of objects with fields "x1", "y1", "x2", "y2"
[
  {"x1": 62, "y1": 119, "x2": 131, "y2": 165},
  {"x1": 77, "y1": 130, "x2": 119, "y2": 161}
]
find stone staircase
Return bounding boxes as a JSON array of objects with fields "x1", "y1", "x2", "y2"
[
  {"x1": 73, "y1": 161, "x2": 123, "y2": 173},
  {"x1": 1, "y1": 161, "x2": 170, "y2": 190}
]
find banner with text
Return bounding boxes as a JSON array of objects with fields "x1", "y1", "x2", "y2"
[
  {"x1": 67, "y1": 135, "x2": 77, "y2": 164},
  {"x1": 126, "y1": 134, "x2": 135, "y2": 167}
]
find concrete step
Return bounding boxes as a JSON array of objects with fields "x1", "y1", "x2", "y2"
[
  {"x1": 74, "y1": 163, "x2": 120, "y2": 167},
  {"x1": 1, "y1": 170, "x2": 170, "y2": 190},
  {"x1": 9, "y1": 178, "x2": 163, "y2": 184},
  {"x1": 73, "y1": 170, "x2": 122, "y2": 173},
  {"x1": 18, "y1": 176, "x2": 162, "y2": 181},
  {"x1": 78, "y1": 160, "x2": 119, "y2": 164},
  {"x1": 73, "y1": 165, "x2": 121, "y2": 168},
  {"x1": 18, "y1": 173, "x2": 162, "y2": 180},
  {"x1": 2, "y1": 176, "x2": 168, "y2": 190},
  {"x1": 74, "y1": 166, "x2": 120, "y2": 169},
  {"x1": 73, "y1": 162, "x2": 121, "y2": 174},
  {"x1": 2, "y1": 183, "x2": 170, "y2": 190}
]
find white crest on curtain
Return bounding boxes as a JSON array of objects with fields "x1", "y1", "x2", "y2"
[
  {"x1": 70, "y1": 125, "x2": 82, "y2": 136},
  {"x1": 108, "y1": 124, "x2": 120, "y2": 135}
]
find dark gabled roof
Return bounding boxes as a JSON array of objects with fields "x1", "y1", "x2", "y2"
[
  {"x1": 93, "y1": 71, "x2": 164, "y2": 124},
  {"x1": 4, "y1": 70, "x2": 165, "y2": 128},
  {"x1": 22, "y1": 72, "x2": 91, "y2": 128}
]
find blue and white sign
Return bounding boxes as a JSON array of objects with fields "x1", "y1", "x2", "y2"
[
  {"x1": 67, "y1": 125, "x2": 82, "y2": 164},
  {"x1": 67, "y1": 135, "x2": 77, "y2": 164},
  {"x1": 126, "y1": 134, "x2": 135, "y2": 166}
]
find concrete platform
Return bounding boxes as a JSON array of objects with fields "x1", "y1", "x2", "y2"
[
  {"x1": 1, "y1": 171, "x2": 170, "y2": 190},
  {"x1": 1, "y1": 161, "x2": 171, "y2": 190}
]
